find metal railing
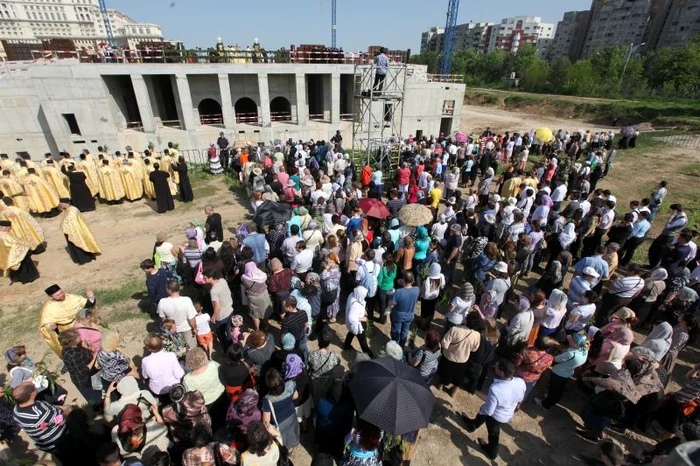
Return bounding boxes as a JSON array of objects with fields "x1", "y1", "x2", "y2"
[
  {"x1": 427, "y1": 73, "x2": 464, "y2": 83},
  {"x1": 160, "y1": 119, "x2": 183, "y2": 129},
  {"x1": 236, "y1": 112, "x2": 260, "y2": 125},
  {"x1": 199, "y1": 114, "x2": 224, "y2": 127},
  {"x1": 26, "y1": 47, "x2": 411, "y2": 66},
  {"x1": 340, "y1": 113, "x2": 354, "y2": 121},
  {"x1": 270, "y1": 111, "x2": 294, "y2": 122},
  {"x1": 309, "y1": 113, "x2": 328, "y2": 121},
  {"x1": 125, "y1": 121, "x2": 144, "y2": 131}
]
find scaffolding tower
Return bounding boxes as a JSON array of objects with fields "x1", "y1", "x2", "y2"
[{"x1": 351, "y1": 63, "x2": 407, "y2": 174}]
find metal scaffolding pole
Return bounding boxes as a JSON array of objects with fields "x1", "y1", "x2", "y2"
[{"x1": 351, "y1": 63, "x2": 406, "y2": 176}]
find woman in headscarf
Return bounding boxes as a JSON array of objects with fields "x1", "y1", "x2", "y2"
[
  {"x1": 661, "y1": 313, "x2": 698, "y2": 377},
  {"x1": 504, "y1": 295, "x2": 534, "y2": 349},
  {"x1": 531, "y1": 195, "x2": 552, "y2": 227},
  {"x1": 641, "y1": 322, "x2": 673, "y2": 362},
  {"x1": 190, "y1": 219, "x2": 206, "y2": 248},
  {"x1": 631, "y1": 268, "x2": 667, "y2": 328},
  {"x1": 267, "y1": 258, "x2": 294, "y2": 318},
  {"x1": 475, "y1": 289, "x2": 498, "y2": 322},
  {"x1": 413, "y1": 226, "x2": 431, "y2": 277},
  {"x1": 436, "y1": 311, "x2": 483, "y2": 397},
  {"x1": 226, "y1": 389, "x2": 261, "y2": 451},
  {"x1": 591, "y1": 309, "x2": 636, "y2": 376},
  {"x1": 537, "y1": 252, "x2": 565, "y2": 296},
  {"x1": 320, "y1": 253, "x2": 342, "y2": 322},
  {"x1": 478, "y1": 167, "x2": 494, "y2": 207},
  {"x1": 162, "y1": 389, "x2": 212, "y2": 445},
  {"x1": 343, "y1": 286, "x2": 373, "y2": 357},
  {"x1": 445, "y1": 282, "x2": 475, "y2": 331},
  {"x1": 546, "y1": 222, "x2": 576, "y2": 271},
  {"x1": 536, "y1": 332, "x2": 589, "y2": 410},
  {"x1": 418, "y1": 263, "x2": 445, "y2": 330},
  {"x1": 241, "y1": 261, "x2": 272, "y2": 330},
  {"x1": 284, "y1": 353, "x2": 312, "y2": 433},
  {"x1": 580, "y1": 346, "x2": 664, "y2": 440},
  {"x1": 540, "y1": 289, "x2": 568, "y2": 337}
]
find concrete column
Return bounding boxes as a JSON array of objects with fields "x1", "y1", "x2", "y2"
[
  {"x1": 258, "y1": 73, "x2": 271, "y2": 127},
  {"x1": 174, "y1": 74, "x2": 197, "y2": 130},
  {"x1": 295, "y1": 73, "x2": 308, "y2": 125},
  {"x1": 218, "y1": 73, "x2": 236, "y2": 129},
  {"x1": 130, "y1": 74, "x2": 156, "y2": 132},
  {"x1": 331, "y1": 73, "x2": 341, "y2": 125}
]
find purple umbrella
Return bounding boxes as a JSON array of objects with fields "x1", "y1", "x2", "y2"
[
  {"x1": 621, "y1": 126, "x2": 636, "y2": 137},
  {"x1": 455, "y1": 131, "x2": 467, "y2": 143}
]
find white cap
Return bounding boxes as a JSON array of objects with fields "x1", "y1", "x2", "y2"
[{"x1": 493, "y1": 261, "x2": 508, "y2": 273}]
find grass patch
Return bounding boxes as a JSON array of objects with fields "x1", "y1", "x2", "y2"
[
  {"x1": 193, "y1": 184, "x2": 217, "y2": 198},
  {"x1": 680, "y1": 162, "x2": 700, "y2": 177},
  {"x1": 95, "y1": 279, "x2": 144, "y2": 307}
]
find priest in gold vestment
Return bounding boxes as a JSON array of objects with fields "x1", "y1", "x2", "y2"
[
  {"x1": 0, "y1": 170, "x2": 30, "y2": 211},
  {"x1": 21, "y1": 168, "x2": 60, "y2": 215},
  {"x1": 0, "y1": 198, "x2": 46, "y2": 253},
  {"x1": 59, "y1": 198, "x2": 101, "y2": 264},
  {"x1": 40, "y1": 284, "x2": 95, "y2": 356},
  {"x1": 97, "y1": 159, "x2": 125, "y2": 202},
  {"x1": 0, "y1": 220, "x2": 39, "y2": 284}
]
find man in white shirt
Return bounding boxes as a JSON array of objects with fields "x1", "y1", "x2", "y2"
[
  {"x1": 291, "y1": 240, "x2": 314, "y2": 278},
  {"x1": 282, "y1": 225, "x2": 302, "y2": 266},
  {"x1": 462, "y1": 359, "x2": 526, "y2": 460},
  {"x1": 157, "y1": 280, "x2": 197, "y2": 349},
  {"x1": 550, "y1": 179, "x2": 568, "y2": 211}
]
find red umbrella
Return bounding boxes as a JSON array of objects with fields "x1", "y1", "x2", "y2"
[{"x1": 359, "y1": 198, "x2": 390, "y2": 219}]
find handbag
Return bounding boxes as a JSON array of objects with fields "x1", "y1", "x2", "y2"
[
  {"x1": 268, "y1": 400, "x2": 294, "y2": 466},
  {"x1": 194, "y1": 261, "x2": 206, "y2": 285}
]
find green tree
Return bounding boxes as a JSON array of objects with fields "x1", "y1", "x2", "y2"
[
  {"x1": 564, "y1": 59, "x2": 598, "y2": 96},
  {"x1": 451, "y1": 48, "x2": 482, "y2": 85},
  {"x1": 409, "y1": 52, "x2": 441, "y2": 74},
  {"x1": 548, "y1": 57, "x2": 571, "y2": 93},
  {"x1": 520, "y1": 58, "x2": 550, "y2": 93}
]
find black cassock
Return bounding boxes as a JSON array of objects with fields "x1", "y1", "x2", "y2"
[
  {"x1": 176, "y1": 162, "x2": 194, "y2": 203},
  {"x1": 10, "y1": 252, "x2": 39, "y2": 284},
  {"x1": 149, "y1": 170, "x2": 175, "y2": 213},
  {"x1": 65, "y1": 171, "x2": 95, "y2": 212}
]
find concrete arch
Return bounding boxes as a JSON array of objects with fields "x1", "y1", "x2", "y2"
[
  {"x1": 234, "y1": 97, "x2": 259, "y2": 124},
  {"x1": 270, "y1": 96, "x2": 292, "y2": 121}
]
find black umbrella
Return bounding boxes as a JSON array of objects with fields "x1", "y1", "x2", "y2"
[
  {"x1": 252, "y1": 200, "x2": 292, "y2": 227},
  {"x1": 349, "y1": 357, "x2": 435, "y2": 435}
]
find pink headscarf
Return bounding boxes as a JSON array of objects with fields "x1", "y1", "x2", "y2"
[
  {"x1": 540, "y1": 195, "x2": 553, "y2": 209},
  {"x1": 243, "y1": 262, "x2": 267, "y2": 284}
]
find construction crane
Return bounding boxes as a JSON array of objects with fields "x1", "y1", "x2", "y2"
[
  {"x1": 440, "y1": 0, "x2": 460, "y2": 75},
  {"x1": 331, "y1": 0, "x2": 337, "y2": 48},
  {"x1": 98, "y1": 0, "x2": 116, "y2": 47}
]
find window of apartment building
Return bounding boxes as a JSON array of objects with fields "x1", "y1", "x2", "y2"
[{"x1": 62, "y1": 114, "x2": 82, "y2": 136}]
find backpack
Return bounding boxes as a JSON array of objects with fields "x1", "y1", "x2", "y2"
[
  {"x1": 116, "y1": 404, "x2": 146, "y2": 453},
  {"x1": 358, "y1": 262, "x2": 378, "y2": 298}
]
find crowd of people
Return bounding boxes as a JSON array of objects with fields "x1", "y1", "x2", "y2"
[{"x1": 2, "y1": 127, "x2": 700, "y2": 466}]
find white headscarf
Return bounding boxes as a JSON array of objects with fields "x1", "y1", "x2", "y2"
[
  {"x1": 650, "y1": 268, "x2": 668, "y2": 281},
  {"x1": 558, "y1": 223, "x2": 577, "y2": 249},
  {"x1": 547, "y1": 289, "x2": 568, "y2": 311},
  {"x1": 641, "y1": 322, "x2": 673, "y2": 361},
  {"x1": 346, "y1": 286, "x2": 368, "y2": 335}
]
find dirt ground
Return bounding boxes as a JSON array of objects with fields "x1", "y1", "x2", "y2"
[{"x1": 2, "y1": 106, "x2": 700, "y2": 465}]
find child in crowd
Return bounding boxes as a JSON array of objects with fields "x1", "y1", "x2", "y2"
[{"x1": 194, "y1": 301, "x2": 214, "y2": 359}]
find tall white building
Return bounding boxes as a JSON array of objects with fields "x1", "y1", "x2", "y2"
[
  {"x1": 488, "y1": 16, "x2": 555, "y2": 53},
  {"x1": 0, "y1": 0, "x2": 163, "y2": 57}
]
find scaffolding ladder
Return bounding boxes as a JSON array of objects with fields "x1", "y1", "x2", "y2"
[{"x1": 351, "y1": 63, "x2": 406, "y2": 180}]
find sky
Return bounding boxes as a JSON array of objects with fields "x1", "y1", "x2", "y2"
[{"x1": 111, "y1": 0, "x2": 592, "y2": 52}]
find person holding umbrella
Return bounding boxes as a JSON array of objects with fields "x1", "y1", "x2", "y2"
[{"x1": 462, "y1": 359, "x2": 526, "y2": 460}]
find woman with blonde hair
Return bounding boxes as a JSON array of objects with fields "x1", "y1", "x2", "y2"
[
  {"x1": 183, "y1": 347, "x2": 227, "y2": 429},
  {"x1": 320, "y1": 252, "x2": 342, "y2": 322},
  {"x1": 539, "y1": 289, "x2": 568, "y2": 337}
]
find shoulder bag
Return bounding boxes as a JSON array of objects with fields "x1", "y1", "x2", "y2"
[{"x1": 268, "y1": 399, "x2": 294, "y2": 466}]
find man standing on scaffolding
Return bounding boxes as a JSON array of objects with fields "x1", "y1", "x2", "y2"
[{"x1": 373, "y1": 48, "x2": 389, "y2": 94}]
